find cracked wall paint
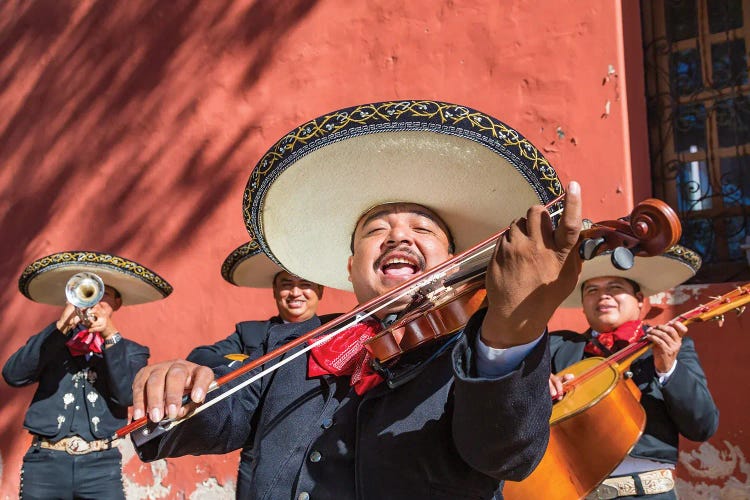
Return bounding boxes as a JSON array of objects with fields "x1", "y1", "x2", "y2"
[
  {"x1": 677, "y1": 441, "x2": 750, "y2": 499},
  {"x1": 124, "y1": 459, "x2": 171, "y2": 500},
  {"x1": 189, "y1": 477, "x2": 235, "y2": 499},
  {"x1": 650, "y1": 284, "x2": 709, "y2": 307}
]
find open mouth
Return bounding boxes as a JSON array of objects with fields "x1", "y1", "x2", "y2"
[
  {"x1": 286, "y1": 300, "x2": 306, "y2": 308},
  {"x1": 378, "y1": 252, "x2": 422, "y2": 277}
]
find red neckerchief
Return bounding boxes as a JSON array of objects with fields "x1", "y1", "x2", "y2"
[
  {"x1": 584, "y1": 320, "x2": 644, "y2": 357},
  {"x1": 307, "y1": 318, "x2": 384, "y2": 395},
  {"x1": 66, "y1": 329, "x2": 104, "y2": 357}
]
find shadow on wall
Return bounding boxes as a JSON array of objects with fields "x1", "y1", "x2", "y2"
[{"x1": 0, "y1": 0, "x2": 319, "y2": 493}]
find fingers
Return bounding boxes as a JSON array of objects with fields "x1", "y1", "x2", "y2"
[
  {"x1": 525, "y1": 204, "x2": 555, "y2": 249},
  {"x1": 549, "y1": 375, "x2": 564, "y2": 399},
  {"x1": 549, "y1": 373, "x2": 575, "y2": 400},
  {"x1": 647, "y1": 324, "x2": 682, "y2": 373},
  {"x1": 648, "y1": 324, "x2": 682, "y2": 344},
  {"x1": 671, "y1": 322, "x2": 688, "y2": 337},
  {"x1": 555, "y1": 181, "x2": 582, "y2": 252},
  {"x1": 131, "y1": 360, "x2": 214, "y2": 422},
  {"x1": 132, "y1": 367, "x2": 150, "y2": 420}
]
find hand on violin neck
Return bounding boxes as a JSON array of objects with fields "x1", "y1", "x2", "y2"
[
  {"x1": 131, "y1": 359, "x2": 215, "y2": 422},
  {"x1": 647, "y1": 322, "x2": 685, "y2": 373},
  {"x1": 481, "y1": 182, "x2": 583, "y2": 348}
]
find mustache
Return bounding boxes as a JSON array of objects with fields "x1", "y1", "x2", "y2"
[{"x1": 374, "y1": 246, "x2": 425, "y2": 271}]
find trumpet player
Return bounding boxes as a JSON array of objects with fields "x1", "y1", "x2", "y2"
[{"x1": 2, "y1": 251, "x2": 172, "y2": 500}]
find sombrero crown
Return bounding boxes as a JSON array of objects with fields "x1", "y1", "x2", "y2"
[
  {"x1": 560, "y1": 244, "x2": 702, "y2": 308},
  {"x1": 19, "y1": 251, "x2": 173, "y2": 306},
  {"x1": 243, "y1": 100, "x2": 563, "y2": 290}
]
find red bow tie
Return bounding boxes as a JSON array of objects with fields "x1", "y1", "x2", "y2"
[
  {"x1": 307, "y1": 319, "x2": 385, "y2": 395},
  {"x1": 66, "y1": 329, "x2": 104, "y2": 357},
  {"x1": 584, "y1": 320, "x2": 644, "y2": 357}
]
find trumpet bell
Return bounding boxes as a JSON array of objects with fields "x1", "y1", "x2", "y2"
[{"x1": 65, "y1": 272, "x2": 105, "y2": 309}]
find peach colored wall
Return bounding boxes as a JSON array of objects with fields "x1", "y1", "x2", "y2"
[{"x1": 1, "y1": 0, "x2": 746, "y2": 498}]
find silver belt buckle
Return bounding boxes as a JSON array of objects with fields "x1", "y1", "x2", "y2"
[
  {"x1": 65, "y1": 436, "x2": 91, "y2": 455},
  {"x1": 586, "y1": 483, "x2": 619, "y2": 500}
]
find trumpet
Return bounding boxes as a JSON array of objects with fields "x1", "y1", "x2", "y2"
[{"x1": 65, "y1": 272, "x2": 105, "y2": 325}]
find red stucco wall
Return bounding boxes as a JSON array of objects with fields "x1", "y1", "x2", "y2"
[{"x1": 1, "y1": 1, "x2": 747, "y2": 498}]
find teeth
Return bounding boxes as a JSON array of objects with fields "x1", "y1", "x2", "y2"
[{"x1": 384, "y1": 257, "x2": 415, "y2": 266}]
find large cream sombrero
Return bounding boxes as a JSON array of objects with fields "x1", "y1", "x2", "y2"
[
  {"x1": 560, "y1": 244, "x2": 702, "y2": 308},
  {"x1": 19, "y1": 251, "x2": 173, "y2": 306},
  {"x1": 221, "y1": 240, "x2": 284, "y2": 288},
  {"x1": 243, "y1": 100, "x2": 563, "y2": 290}
]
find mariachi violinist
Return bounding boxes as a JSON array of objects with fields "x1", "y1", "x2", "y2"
[
  {"x1": 3, "y1": 251, "x2": 172, "y2": 500},
  {"x1": 129, "y1": 100, "x2": 582, "y2": 498}
]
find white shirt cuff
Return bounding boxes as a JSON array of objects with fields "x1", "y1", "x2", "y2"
[
  {"x1": 474, "y1": 330, "x2": 544, "y2": 378},
  {"x1": 656, "y1": 360, "x2": 677, "y2": 385}
]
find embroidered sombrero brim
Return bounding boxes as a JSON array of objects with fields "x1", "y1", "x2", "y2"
[
  {"x1": 560, "y1": 245, "x2": 702, "y2": 308},
  {"x1": 243, "y1": 100, "x2": 563, "y2": 290},
  {"x1": 221, "y1": 240, "x2": 284, "y2": 288},
  {"x1": 19, "y1": 251, "x2": 173, "y2": 306}
]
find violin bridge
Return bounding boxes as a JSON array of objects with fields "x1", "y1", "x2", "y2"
[
  {"x1": 410, "y1": 271, "x2": 447, "y2": 296},
  {"x1": 425, "y1": 285, "x2": 452, "y2": 302}
]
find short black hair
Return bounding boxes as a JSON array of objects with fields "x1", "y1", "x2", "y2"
[
  {"x1": 105, "y1": 285, "x2": 122, "y2": 300},
  {"x1": 580, "y1": 277, "x2": 641, "y2": 295},
  {"x1": 349, "y1": 207, "x2": 456, "y2": 255},
  {"x1": 626, "y1": 278, "x2": 641, "y2": 294},
  {"x1": 349, "y1": 231, "x2": 456, "y2": 255}
]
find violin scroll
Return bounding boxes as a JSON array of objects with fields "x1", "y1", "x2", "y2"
[{"x1": 578, "y1": 198, "x2": 682, "y2": 270}]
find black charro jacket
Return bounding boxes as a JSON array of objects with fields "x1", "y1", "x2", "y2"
[
  {"x1": 3, "y1": 322, "x2": 149, "y2": 440},
  {"x1": 549, "y1": 329, "x2": 719, "y2": 465},
  {"x1": 186, "y1": 314, "x2": 341, "y2": 369},
  {"x1": 136, "y1": 309, "x2": 552, "y2": 499}
]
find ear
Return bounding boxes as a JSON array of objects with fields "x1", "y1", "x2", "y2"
[
  {"x1": 636, "y1": 292, "x2": 645, "y2": 308},
  {"x1": 347, "y1": 255, "x2": 353, "y2": 283}
]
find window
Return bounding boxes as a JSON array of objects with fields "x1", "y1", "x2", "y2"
[{"x1": 642, "y1": 0, "x2": 750, "y2": 282}]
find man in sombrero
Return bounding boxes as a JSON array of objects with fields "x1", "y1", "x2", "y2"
[
  {"x1": 188, "y1": 241, "x2": 334, "y2": 498},
  {"x1": 3, "y1": 251, "x2": 172, "y2": 500},
  {"x1": 131, "y1": 100, "x2": 583, "y2": 498},
  {"x1": 548, "y1": 245, "x2": 719, "y2": 499},
  {"x1": 188, "y1": 240, "x2": 331, "y2": 369}
]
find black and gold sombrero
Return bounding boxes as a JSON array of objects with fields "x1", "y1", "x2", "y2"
[
  {"x1": 243, "y1": 100, "x2": 564, "y2": 290},
  {"x1": 560, "y1": 244, "x2": 702, "y2": 308},
  {"x1": 221, "y1": 240, "x2": 284, "y2": 288},
  {"x1": 19, "y1": 251, "x2": 173, "y2": 306}
]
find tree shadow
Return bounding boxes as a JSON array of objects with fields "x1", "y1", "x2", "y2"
[{"x1": 0, "y1": 0, "x2": 319, "y2": 493}]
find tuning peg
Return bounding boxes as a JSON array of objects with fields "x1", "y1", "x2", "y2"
[
  {"x1": 579, "y1": 238, "x2": 606, "y2": 260},
  {"x1": 736, "y1": 306, "x2": 746, "y2": 317},
  {"x1": 711, "y1": 314, "x2": 726, "y2": 327},
  {"x1": 611, "y1": 247, "x2": 635, "y2": 270}
]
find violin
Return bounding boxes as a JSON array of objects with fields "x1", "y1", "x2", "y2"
[
  {"x1": 363, "y1": 197, "x2": 681, "y2": 363},
  {"x1": 115, "y1": 196, "x2": 681, "y2": 441}
]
